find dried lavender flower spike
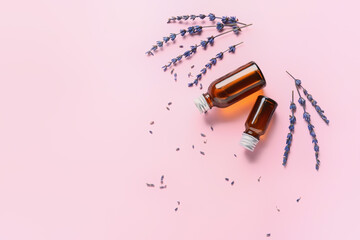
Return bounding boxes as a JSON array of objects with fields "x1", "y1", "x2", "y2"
[
  {"x1": 166, "y1": 13, "x2": 248, "y2": 26},
  {"x1": 163, "y1": 26, "x2": 248, "y2": 72},
  {"x1": 287, "y1": 71, "x2": 321, "y2": 170},
  {"x1": 148, "y1": 23, "x2": 241, "y2": 57},
  {"x1": 286, "y1": 71, "x2": 330, "y2": 124},
  {"x1": 188, "y1": 42, "x2": 243, "y2": 86},
  {"x1": 282, "y1": 91, "x2": 296, "y2": 167}
]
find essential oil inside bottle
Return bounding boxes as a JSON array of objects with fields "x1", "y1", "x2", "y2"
[
  {"x1": 194, "y1": 61, "x2": 266, "y2": 113},
  {"x1": 240, "y1": 95, "x2": 277, "y2": 151}
]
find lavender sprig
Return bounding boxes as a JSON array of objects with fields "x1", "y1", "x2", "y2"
[
  {"x1": 167, "y1": 13, "x2": 248, "y2": 26},
  {"x1": 287, "y1": 72, "x2": 321, "y2": 170},
  {"x1": 286, "y1": 71, "x2": 330, "y2": 124},
  {"x1": 146, "y1": 23, "x2": 239, "y2": 56},
  {"x1": 188, "y1": 42, "x2": 243, "y2": 87},
  {"x1": 162, "y1": 25, "x2": 249, "y2": 71},
  {"x1": 283, "y1": 91, "x2": 296, "y2": 166}
]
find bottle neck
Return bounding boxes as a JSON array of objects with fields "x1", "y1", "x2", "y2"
[
  {"x1": 203, "y1": 93, "x2": 214, "y2": 108},
  {"x1": 244, "y1": 129, "x2": 260, "y2": 140}
]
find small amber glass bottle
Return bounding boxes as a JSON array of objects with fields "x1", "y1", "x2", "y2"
[
  {"x1": 194, "y1": 61, "x2": 266, "y2": 113},
  {"x1": 240, "y1": 95, "x2": 277, "y2": 151}
]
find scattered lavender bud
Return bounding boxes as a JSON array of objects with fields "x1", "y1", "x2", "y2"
[
  {"x1": 296, "y1": 197, "x2": 301, "y2": 202},
  {"x1": 168, "y1": 102, "x2": 172, "y2": 106},
  {"x1": 203, "y1": 140, "x2": 207, "y2": 144},
  {"x1": 176, "y1": 148, "x2": 180, "y2": 151},
  {"x1": 149, "y1": 130, "x2": 153, "y2": 134},
  {"x1": 174, "y1": 73, "x2": 177, "y2": 81},
  {"x1": 160, "y1": 185, "x2": 167, "y2": 189},
  {"x1": 150, "y1": 121, "x2": 154, "y2": 125},
  {"x1": 160, "y1": 175, "x2": 164, "y2": 184},
  {"x1": 258, "y1": 176, "x2": 261, "y2": 182},
  {"x1": 200, "y1": 133, "x2": 206, "y2": 137},
  {"x1": 234, "y1": 154, "x2": 237, "y2": 157},
  {"x1": 146, "y1": 183, "x2": 155, "y2": 187},
  {"x1": 231, "y1": 181, "x2": 234, "y2": 186},
  {"x1": 276, "y1": 206, "x2": 280, "y2": 212},
  {"x1": 166, "y1": 107, "x2": 170, "y2": 111},
  {"x1": 210, "y1": 126, "x2": 214, "y2": 131},
  {"x1": 188, "y1": 72, "x2": 192, "y2": 78},
  {"x1": 191, "y1": 65, "x2": 195, "y2": 69},
  {"x1": 200, "y1": 151, "x2": 205, "y2": 155},
  {"x1": 267, "y1": 233, "x2": 271, "y2": 237},
  {"x1": 192, "y1": 145, "x2": 194, "y2": 149},
  {"x1": 177, "y1": 201, "x2": 180, "y2": 205},
  {"x1": 200, "y1": 83, "x2": 203, "y2": 90},
  {"x1": 175, "y1": 207, "x2": 178, "y2": 211},
  {"x1": 170, "y1": 69, "x2": 174, "y2": 75},
  {"x1": 179, "y1": 45, "x2": 183, "y2": 48},
  {"x1": 225, "y1": 178, "x2": 229, "y2": 181}
]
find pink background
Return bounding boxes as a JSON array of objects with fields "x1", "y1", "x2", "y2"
[{"x1": 0, "y1": 0, "x2": 359, "y2": 239}]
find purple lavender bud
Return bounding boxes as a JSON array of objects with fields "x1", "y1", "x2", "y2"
[
  {"x1": 208, "y1": 13, "x2": 216, "y2": 21},
  {"x1": 180, "y1": 29, "x2": 186, "y2": 36},
  {"x1": 298, "y1": 97, "x2": 305, "y2": 105},
  {"x1": 290, "y1": 115, "x2": 296, "y2": 124},
  {"x1": 176, "y1": 55, "x2": 182, "y2": 61},
  {"x1": 151, "y1": 45, "x2": 158, "y2": 51},
  {"x1": 228, "y1": 45, "x2": 236, "y2": 53},
  {"x1": 310, "y1": 131, "x2": 316, "y2": 138},
  {"x1": 314, "y1": 144, "x2": 319, "y2": 152},
  {"x1": 232, "y1": 26, "x2": 240, "y2": 34},
  {"x1": 194, "y1": 25, "x2": 202, "y2": 33},
  {"x1": 210, "y1": 58, "x2": 217, "y2": 65},
  {"x1": 200, "y1": 68, "x2": 206, "y2": 74},
  {"x1": 308, "y1": 124, "x2": 314, "y2": 131},
  {"x1": 190, "y1": 45, "x2": 197, "y2": 53},
  {"x1": 176, "y1": 16, "x2": 182, "y2": 20},
  {"x1": 171, "y1": 58, "x2": 177, "y2": 64},
  {"x1": 183, "y1": 15, "x2": 189, "y2": 20},
  {"x1": 190, "y1": 15, "x2": 196, "y2": 20},
  {"x1": 156, "y1": 41, "x2": 163, "y2": 47},
  {"x1": 162, "y1": 65, "x2": 167, "y2": 71},
  {"x1": 196, "y1": 74, "x2": 202, "y2": 81},
  {"x1": 290, "y1": 102, "x2": 296, "y2": 110},
  {"x1": 312, "y1": 139, "x2": 318, "y2": 144},
  {"x1": 216, "y1": 52, "x2": 223, "y2": 59},
  {"x1": 295, "y1": 79, "x2": 301, "y2": 86},
  {"x1": 221, "y1": 16, "x2": 229, "y2": 23},
  {"x1": 307, "y1": 94, "x2": 313, "y2": 101},
  {"x1": 200, "y1": 40, "x2": 208, "y2": 48},
  {"x1": 184, "y1": 50, "x2": 191, "y2": 58},
  {"x1": 311, "y1": 100, "x2": 317, "y2": 106},
  {"x1": 289, "y1": 124, "x2": 294, "y2": 132},
  {"x1": 188, "y1": 82, "x2": 194, "y2": 87},
  {"x1": 205, "y1": 63, "x2": 212, "y2": 69},
  {"x1": 207, "y1": 36, "x2": 215, "y2": 45},
  {"x1": 188, "y1": 26, "x2": 195, "y2": 34},
  {"x1": 169, "y1": 33, "x2": 176, "y2": 41},
  {"x1": 229, "y1": 16, "x2": 237, "y2": 23},
  {"x1": 163, "y1": 36, "x2": 170, "y2": 43},
  {"x1": 303, "y1": 112, "x2": 311, "y2": 122},
  {"x1": 216, "y1": 22, "x2": 224, "y2": 31},
  {"x1": 199, "y1": 14, "x2": 206, "y2": 19}
]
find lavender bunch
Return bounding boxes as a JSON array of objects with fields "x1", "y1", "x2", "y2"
[
  {"x1": 286, "y1": 71, "x2": 329, "y2": 124},
  {"x1": 162, "y1": 26, "x2": 246, "y2": 71},
  {"x1": 146, "y1": 23, "x2": 240, "y2": 56},
  {"x1": 283, "y1": 91, "x2": 296, "y2": 166},
  {"x1": 167, "y1": 13, "x2": 248, "y2": 26},
  {"x1": 188, "y1": 42, "x2": 243, "y2": 87},
  {"x1": 288, "y1": 72, "x2": 321, "y2": 170}
]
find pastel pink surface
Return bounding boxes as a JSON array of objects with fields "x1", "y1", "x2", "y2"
[{"x1": 0, "y1": 0, "x2": 359, "y2": 239}]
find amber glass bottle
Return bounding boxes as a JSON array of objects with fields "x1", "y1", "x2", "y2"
[
  {"x1": 194, "y1": 61, "x2": 266, "y2": 113},
  {"x1": 240, "y1": 95, "x2": 277, "y2": 151}
]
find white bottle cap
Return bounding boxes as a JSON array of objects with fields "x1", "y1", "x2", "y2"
[
  {"x1": 240, "y1": 132, "x2": 259, "y2": 151},
  {"x1": 194, "y1": 94, "x2": 210, "y2": 113}
]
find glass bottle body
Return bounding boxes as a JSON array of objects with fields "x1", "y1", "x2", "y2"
[
  {"x1": 194, "y1": 61, "x2": 266, "y2": 113},
  {"x1": 240, "y1": 95, "x2": 277, "y2": 151}
]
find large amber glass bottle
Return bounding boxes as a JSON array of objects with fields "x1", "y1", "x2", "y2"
[
  {"x1": 194, "y1": 61, "x2": 266, "y2": 113},
  {"x1": 240, "y1": 95, "x2": 277, "y2": 151}
]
